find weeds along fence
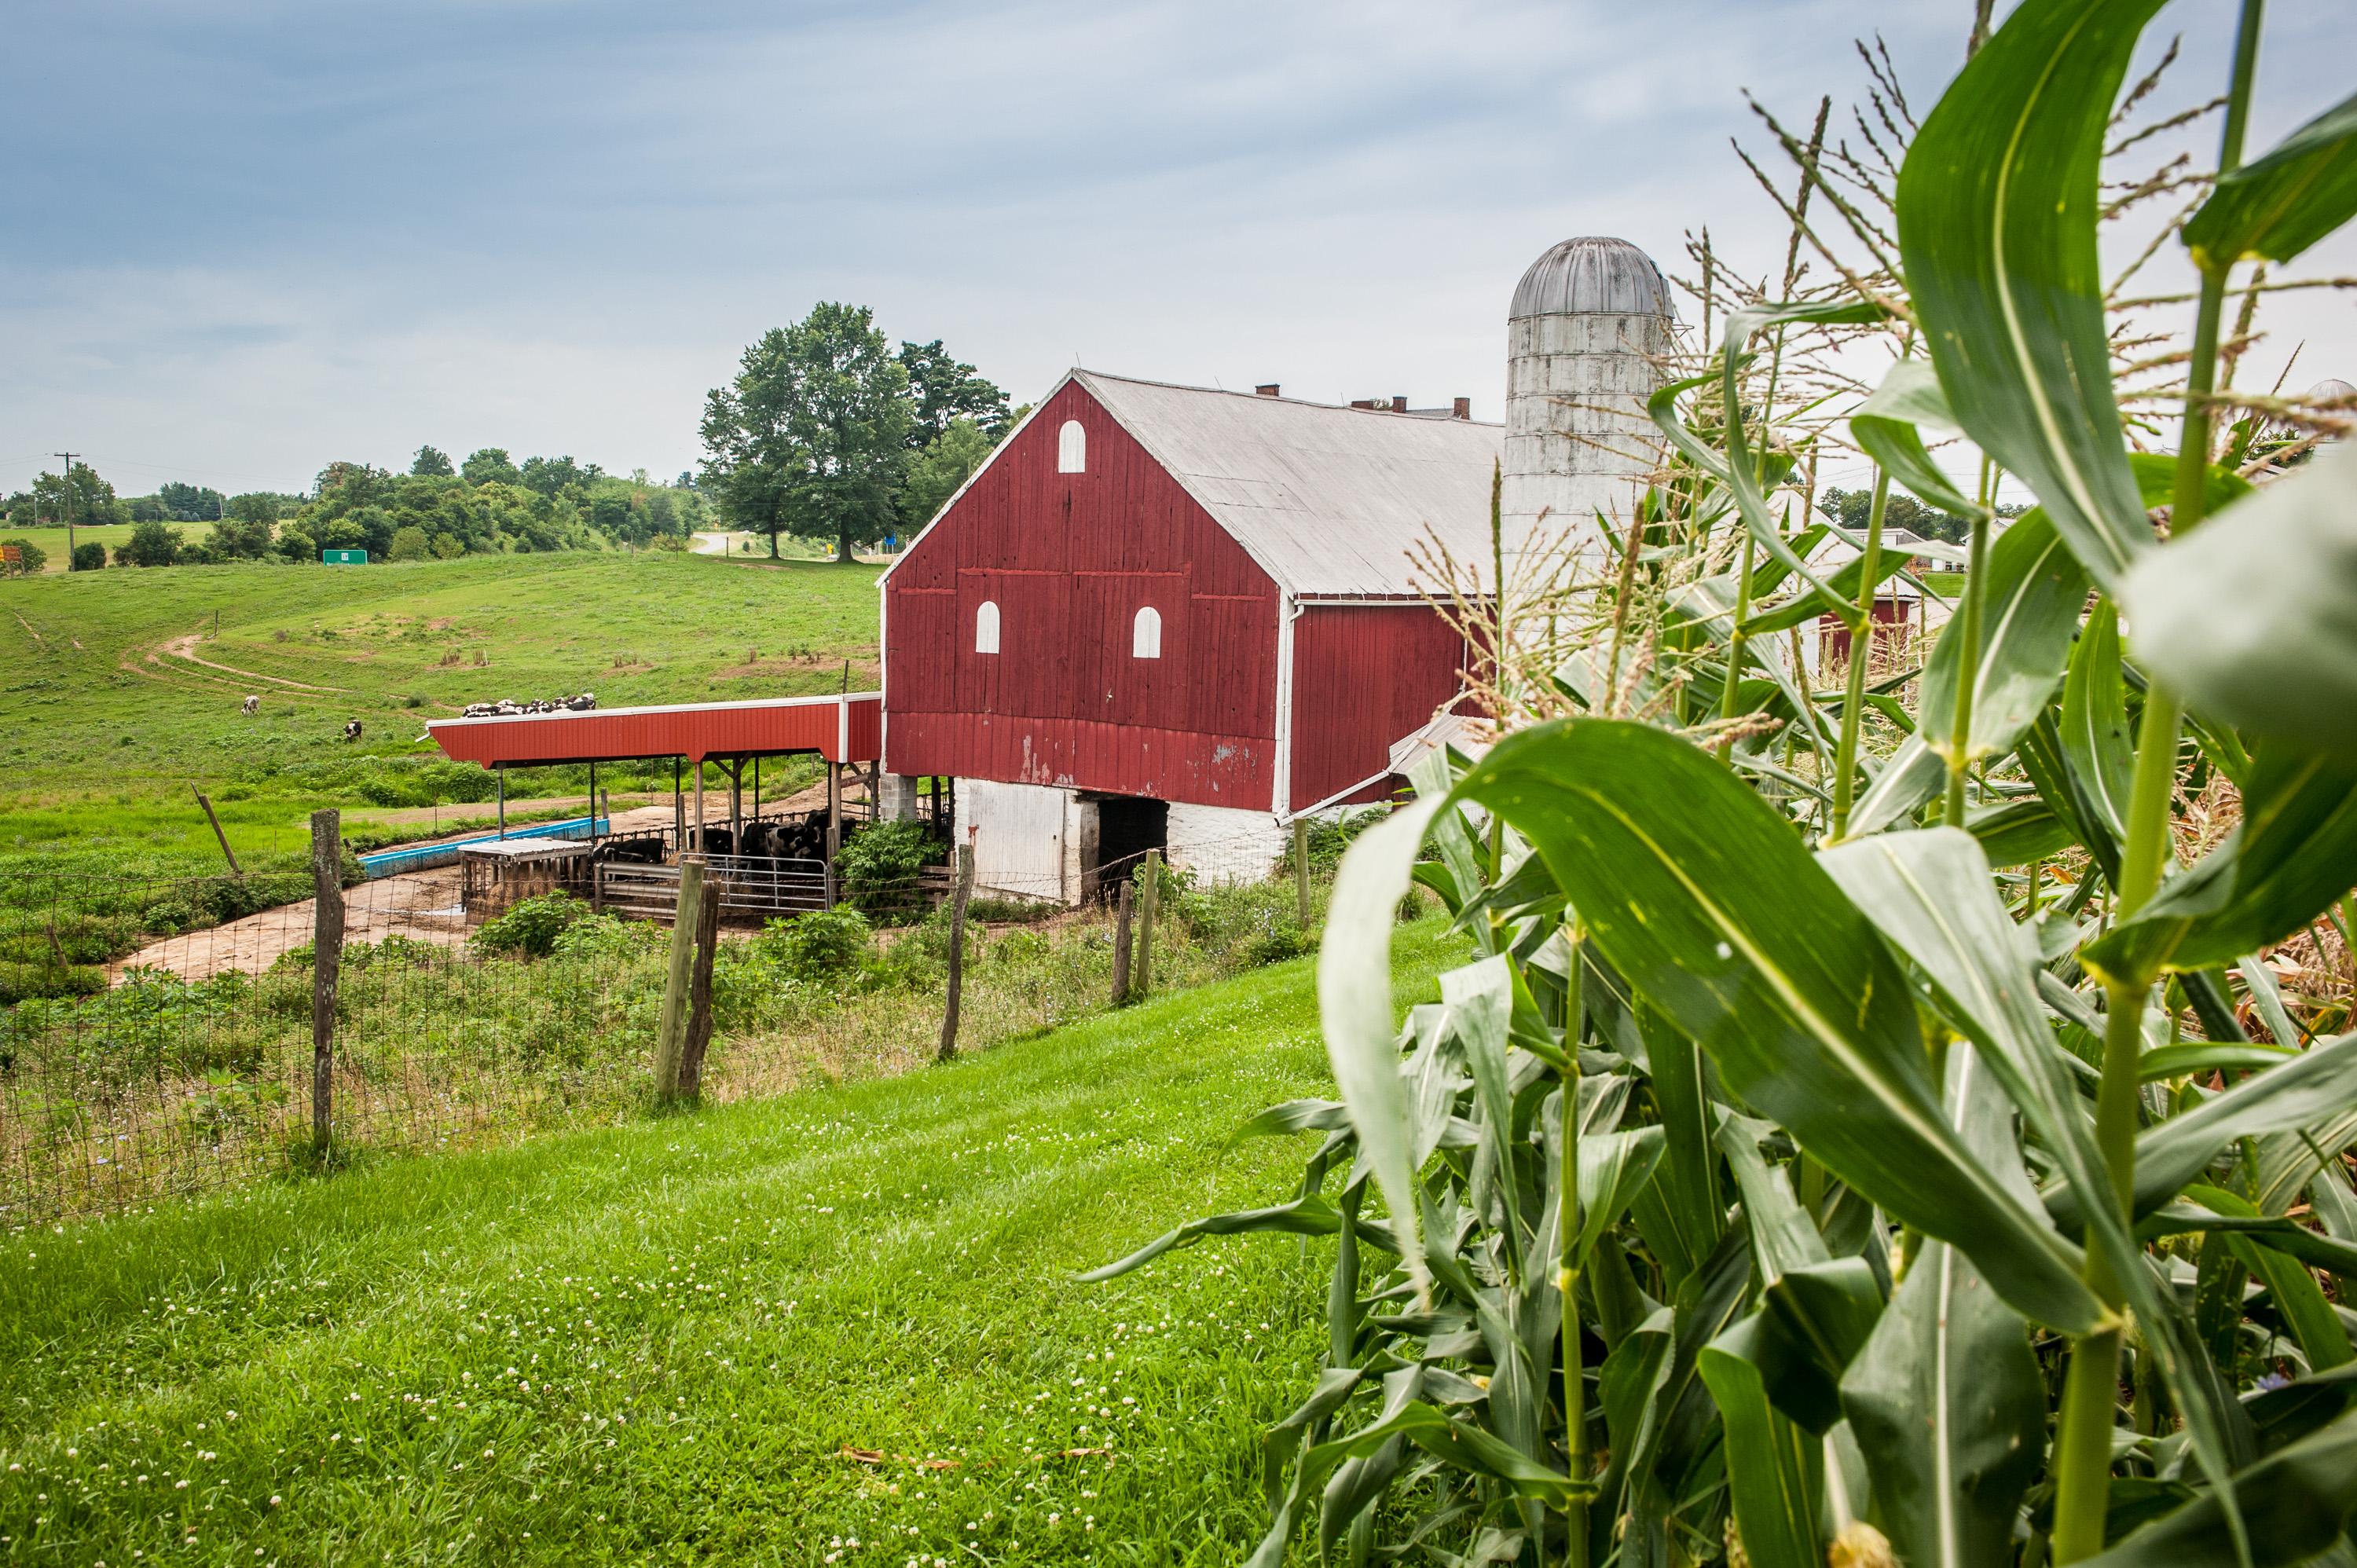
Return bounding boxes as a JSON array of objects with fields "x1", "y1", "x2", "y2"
[{"x1": 0, "y1": 812, "x2": 1373, "y2": 1224}]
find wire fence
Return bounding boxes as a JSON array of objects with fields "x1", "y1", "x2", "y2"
[{"x1": 0, "y1": 812, "x2": 1371, "y2": 1225}]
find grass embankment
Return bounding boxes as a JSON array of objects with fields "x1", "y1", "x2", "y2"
[
  {"x1": 0, "y1": 551, "x2": 879, "y2": 893},
  {"x1": 0, "y1": 918, "x2": 1461, "y2": 1565}
]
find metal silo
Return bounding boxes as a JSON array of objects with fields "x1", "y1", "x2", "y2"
[{"x1": 1500, "y1": 236, "x2": 1677, "y2": 578}]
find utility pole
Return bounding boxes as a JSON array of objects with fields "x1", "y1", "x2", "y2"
[{"x1": 53, "y1": 452, "x2": 79, "y2": 561}]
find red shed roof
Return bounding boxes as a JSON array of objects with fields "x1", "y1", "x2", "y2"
[{"x1": 427, "y1": 693, "x2": 881, "y2": 769}]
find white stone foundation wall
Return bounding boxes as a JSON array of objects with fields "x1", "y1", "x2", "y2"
[{"x1": 1166, "y1": 800, "x2": 1288, "y2": 887}]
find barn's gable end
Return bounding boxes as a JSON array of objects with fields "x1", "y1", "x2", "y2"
[{"x1": 882, "y1": 379, "x2": 1281, "y2": 808}]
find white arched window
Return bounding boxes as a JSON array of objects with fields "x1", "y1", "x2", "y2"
[
  {"x1": 974, "y1": 599, "x2": 1001, "y2": 654},
  {"x1": 1131, "y1": 605, "x2": 1162, "y2": 659},
  {"x1": 1057, "y1": 419, "x2": 1087, "y2": 474}
]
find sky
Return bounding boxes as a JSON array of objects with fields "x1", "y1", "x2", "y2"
[{"x1": 3, "y1": 0, "x2": 2352, "y2": 500}]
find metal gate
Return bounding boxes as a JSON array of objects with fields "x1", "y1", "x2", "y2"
[{"x1": 592, "y1": 857, "x2": 831, "y2": 925}]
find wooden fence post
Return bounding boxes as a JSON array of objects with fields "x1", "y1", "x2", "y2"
[
  {"x1": 196, "y1": 786, "x2": 243, "y2": 878},
  {"x1": 677, "y1": 874, "x2": 724, "y2": 1103},
  {"x1": 653, "y1": 856, "x2": 707, "y2": 1101},
  {"x1": 310, "y1": 809, "x2": 345, "y2": 1159},
  {"x1": 1292, "y1": 819, "x2": 1311, "y2": 926},
  {"x1": 1136, "y1": 848, "x2": 1160, "y2": 999},
  {"x1": 937, "y1": 842, "x2": 974, "y2": 1062},
  {"x1": 1111, "y1": 877, "x2": 1135, "y2": 1006}
]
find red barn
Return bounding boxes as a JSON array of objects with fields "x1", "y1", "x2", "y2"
[{"x1": 878, "y1": 370, "x2": 1498, "y2": 900}]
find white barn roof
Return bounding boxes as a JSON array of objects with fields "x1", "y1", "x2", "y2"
[{"x1": 1075, "y1": 370, "x2": 1504, "y2": 597}]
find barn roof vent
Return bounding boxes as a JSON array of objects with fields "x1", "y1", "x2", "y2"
[{"x1": 1255, "y1": 383, "x2": 1281, "y2": 397}]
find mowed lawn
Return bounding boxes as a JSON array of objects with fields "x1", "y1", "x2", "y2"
[{"x1": 0, "y1": 921, "x2": 1462, "y2": 1565}]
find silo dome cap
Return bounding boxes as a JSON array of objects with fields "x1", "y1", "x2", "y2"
[
  {"x1": 1512, "y1": 236, "x2": 1676, "y2": 320},
  {"x1": 2305, "y1": 378, "x2": 2356, "y2": 405}
]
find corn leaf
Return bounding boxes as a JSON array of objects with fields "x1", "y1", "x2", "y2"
[
  {"x1": 2182, "y1": 90, "x2": 2357, "y2": 272},
  {"x1": 1453, "y1": 720, "x2": 2105, "y2": 1332},
  {"x1": 1842, "y1": 1049, "x2": 2044, "y2": 1568},
  {"x1": 2120, "y1": 441, "x2": 2357, "y2": 759},
  {"x1": 1895, "y1": 0, "x2": 2163, "y2": 591},
  {"x1": 2073, "y1": 1405, "x2": 2357, "y2": 1568},
  {"x1": 2083, "y1": 745, "x2": 2357, "y2": 986},
  {"x1": 1698, "y1": 1317, "x2": 1827, "y2": 1568},
  {"x1": 2062, "y1": 597, "x2": 2136, "y2": 841},
  {"x1": 2071, "y1": 1030, "x2": 2357, "y2": 1227},
  {"x1": 1820, "y1": 826, "x2": 2247, "y2": 1513},
  {"x1": 1315, "y1": 793, "x2": 1446, "y2": 1302},
  {"x1": 1850, "y1": 359, "x2": 1987, "y2": 519},
  {"x1": 1919, "y1": 509, "x2": 2091, "y2": 768}
]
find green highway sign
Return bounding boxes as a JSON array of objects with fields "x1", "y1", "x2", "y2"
[{"x1": 322, "y1": 548, "x2": 368, "y2": 565}]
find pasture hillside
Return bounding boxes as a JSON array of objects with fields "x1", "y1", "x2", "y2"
[
  {"x1": 0, "y1": 917, "x2": 1462, "y2": 1565},
  {"x1": 0, "y1": 551, "x2": 882, "y2": 888}
]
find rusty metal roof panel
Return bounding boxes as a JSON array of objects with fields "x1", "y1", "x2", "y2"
[{"x1": 1075, "y1": 371, "x2": 1503, "y2": 598}]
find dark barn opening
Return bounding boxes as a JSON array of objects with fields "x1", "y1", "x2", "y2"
[{"x1": 1091, "y1": 795, "x2": 1168, "y2": 900}]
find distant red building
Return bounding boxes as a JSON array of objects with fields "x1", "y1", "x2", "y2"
[{"x1": 878, "y1": 370, "x2": 1497, "y2": 899}]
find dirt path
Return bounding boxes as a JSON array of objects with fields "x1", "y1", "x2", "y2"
[
  {"x1": 156, "y1": 630, "x2": 349, "y2": 691},
  {"x1": 114, "y1": 865, "x2": 470, "y2": 984}
]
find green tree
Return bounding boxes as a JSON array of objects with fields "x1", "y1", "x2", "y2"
[
  {"x1": 119, "y1": 519, "x2": 183, "y2": 567},
  {"x1": 128, "y1": 496, "x2": 169, "y2": 522},
  {"x1": 1, "y1": 538, "x2": 47, "y2": 576},
  {"x1": 227, "y1": 493, "x2": 283, "y2": 526},
  {"x1": 207, "y1": 511, "x2": 274, "y2": 560},
  {"x1": 897, "y1": 339, "x2": 1010, "y2": 446},
  {"x1": 156, "y1": 481, "x2": 228, "y2": 522},
  {"x1": 700, "y1": 302, "x2": 915, "y2": 562},
  {"x1": 70, "y1": 541, "x2": 106, "y2": 572},
  {"x1": 411, "y1": 445, "x2": 454, "y2": 478},
  {"x1": 460, "y1": 448, "x2": 520, "y2": 487},
  {"x1": 899, "y1": 418, "x2": 996, "y2": 534},
  {"x1": 387, "y1": 525, "x2": 431, "y2": 562},
  {"x1": 519, "y1": 455, "x2": 597, "y2": 500},
  {"x1": 273, "y1": 525, "x2": 317, "y2": 562},
  {"x1": 33, "y1": 463, "x2": 127, "y2": 531}
]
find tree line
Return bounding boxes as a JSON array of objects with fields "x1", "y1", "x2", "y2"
[
  {"x1": 3, "y1": 302, "x2": 1011, "y2": 573},
  {"x1": 0, "y1": 450, "x2": 712, "y2": 571}
]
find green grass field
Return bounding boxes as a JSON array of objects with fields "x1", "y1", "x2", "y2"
[
  {"x1": 0, "y1": 918, "x2": 1461, "y2": 1565},
  {"x1": 0, "y1": 551, "x2": 882, "y2": 888},
  {"x1": 0, "y1": 526, "x2": 137, "y2": 573}
]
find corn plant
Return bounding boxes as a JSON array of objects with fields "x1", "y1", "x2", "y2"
[{"x1": 1092, "y1": 3, "x2": 2357, "y2": 1563}]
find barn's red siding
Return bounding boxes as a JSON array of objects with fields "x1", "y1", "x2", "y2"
[
  {"x1": 883, "y1": 381, "x2": 1280, "y2": 808},
  {"x1": 1288, "y1": 605, "x2": 1470, "y2": 811}
]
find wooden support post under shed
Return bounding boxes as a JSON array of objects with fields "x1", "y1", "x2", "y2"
[
  {"x1": 496, "y1": 764, "x2": 506, "y2": 838},
  {"x1": 728, "y1": 758, "x2": 742, "y2": 844},
  {"x1": 826, "y1": 762, "x2": 841, "y2": 853},
  {"x1": 937, "y1": 841, "x2": 973, "y2": 1063},
  {"x1": 652, "y1": 855, "x2": 707, "y2": 1101},
  {"x1": 309, "y1": 808, "x2": 345, "y2": 1158},
  {"x1": 692, "y1": 759, "x2": 706, "y2": 855}
]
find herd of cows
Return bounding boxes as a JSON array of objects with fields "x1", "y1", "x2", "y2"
[{"x1": 583, "y1": 812, "x2": 835, "y2": 869}]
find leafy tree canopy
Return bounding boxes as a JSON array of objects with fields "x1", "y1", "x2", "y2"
[
  {"x1": 460, "y1": 448, "x2": 521, "y2": 487},
  {"x1": 411, "y1": 445, "x2": 454, "y2": 478},
  {"x1": 900, "y1": 419, "x2": 998, "y2": 533},
  {"x1": 1816, "y1": 485, "x2": 2027, "y2": 547},
  {"x1": 155, "y1": 481, "x2": 228, "y2": 522},
  {"x1": 897, "y1": 339, "x2": 1011, "y2": 448},
  {"x1": 700, "y1": 302, "x2": 915, "y2": 562},
  {"x1": 119, "y1": 519, "x2": 184, "y2": 567}
]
